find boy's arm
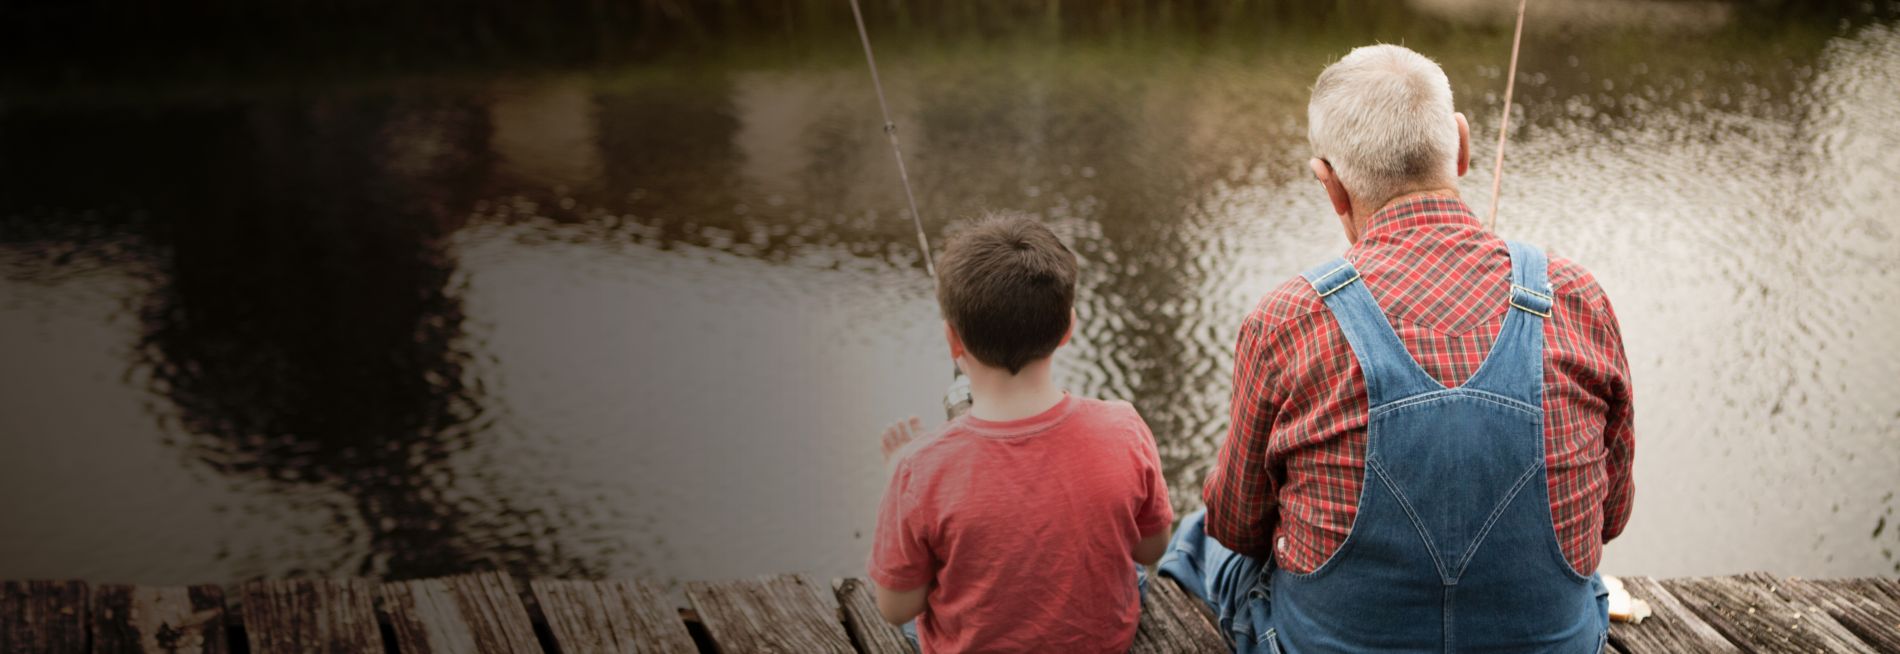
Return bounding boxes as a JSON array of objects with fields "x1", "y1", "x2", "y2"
[
  {"x1": 873, "y1": 581, "x2": 929, "y2": 625},
  {"x1": 869, "y1": 420, "x2": 937, "y2": 625},
  {"x1": 1128, "y1": 405, "x2": 1175, "y2": 566},
  {"x1": 1133, "y1": 526, "x2": 1171, "y2": 566}
]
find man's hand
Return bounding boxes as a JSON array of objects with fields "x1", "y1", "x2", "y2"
[{"x1": 881, "y1": 416, "x2": 925, "y2": 465}]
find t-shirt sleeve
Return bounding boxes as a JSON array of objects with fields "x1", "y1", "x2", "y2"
[
  {"x1": 868, "y1": 461, "x2": 935, "y2": 591},
  {"x1": 1129, "y1": 408, "x2": 1175, "y2": 537}
]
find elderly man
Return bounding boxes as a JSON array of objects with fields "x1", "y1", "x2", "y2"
[{"x1": 1159, "y1": 45, "x2": 1634, "y2": 652}]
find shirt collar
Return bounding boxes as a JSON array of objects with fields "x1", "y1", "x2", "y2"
[{"x1": 1359, "y1": 195, "x2": 1483, "y2": 241}]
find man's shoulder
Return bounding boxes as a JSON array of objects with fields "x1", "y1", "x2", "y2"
[
  {"x1": 1545, "y1": 251, "x2": 1615, "y2": 313},
  {"x1": 1245, "y1": 273, "x2": 1331, "y2": 336},
  {"x1": 1244, "y1": 248, "x2": 1614, "y2": 332}
]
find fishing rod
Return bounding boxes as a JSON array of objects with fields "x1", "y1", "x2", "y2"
[
  {"x1": 847, "y1": 0, "x2": 937, "y2": 281},
  {"x1": 846, "y1": 0, "x2": 973, "y2": 417},
  {"x1": 1487, "y1": 0, "x2": 1529, "y2": 231}
]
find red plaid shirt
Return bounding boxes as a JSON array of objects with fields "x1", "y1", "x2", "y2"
[{"x1": 1204, "y1": 195, "x2": 1634, "y2": 574}]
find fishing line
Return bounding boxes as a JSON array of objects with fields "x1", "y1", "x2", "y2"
[
  {"x1": 848, "y1": 0, "x2": 937, "y2": 281},
  {"x1": 1487, "y1": 0, "x2": 1529, "y2": 230}
]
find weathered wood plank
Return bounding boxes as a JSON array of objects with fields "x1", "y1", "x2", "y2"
[
  {"x1": 1607, "y1": 576, "x2": 1739, "y2": 654},
  {"x1": 1766, "y1": 577, "x2": 1900, "y2": 654},
  {"x1": 831, "y1": 578, "x2": 913, "y2": 654},
  {"x1": 1129, "y1": 575, "x2": 1227, "y2": 654},
  {"x1": 528, "y1": 579, "x2": 696, "y2": 654},
  {"x1": 1813, "y1": 578, "x2": 1900, "y2": 614},
  {"x1": 1662, "y1": 574, "x2": 1874, "y2": 654},
  {"x1": 1823, "y1": 578, "x2": 1900, "y2": 609},
  {"x1": 93, "y1": 585, "x2": 229, "y2": 653},
  {"x1": 1, "y1": 581, "x2": 88, "y2": 654},
  {"x1": 239, "y1": 578, "x2": 381, "y2": 654},
  {"x1": 382, "y1": 572, "x2": 540, "y2": 654},
  {"x1": 1733, "y1": 572, "x2": 1881, "y2": 652},
  {"x1": 684, "y1": 574, "x2": 853, "y2": 654},
  {"x1": 1877, "y1": 578, "x2": 1900, "y2": 606}
]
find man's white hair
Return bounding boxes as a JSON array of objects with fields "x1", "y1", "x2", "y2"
[{"x1": 1308, "y1": 44, "x2": 1459, "y2": 208}]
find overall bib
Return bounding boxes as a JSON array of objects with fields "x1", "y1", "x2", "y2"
[{"x1": 1164, "y1": 241, "x2": 1609, "y2": 653}]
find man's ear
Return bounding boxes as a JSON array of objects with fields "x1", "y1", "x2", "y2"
[
  {"x1": 1310, "y1": 158, "x2": 1353, "y2": 219},
  {"x1": 1454, "y1": 112, "x2": 1471, "y2": 177}
]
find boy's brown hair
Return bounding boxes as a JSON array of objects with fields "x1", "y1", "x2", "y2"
[{"x1": 935, "y1": 214, "x2": 1078, "y2": 374}]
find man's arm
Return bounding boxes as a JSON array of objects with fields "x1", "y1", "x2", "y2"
[
  {"x1": 1201, "y1": 313, "x2": 1282, "y2": 560},
  {"x1": 873, "y1": 581, "x2": 928, "y2": 625},
  {"x1": 1593, "y1": 293, "x2": 1636, "y2": 542}
]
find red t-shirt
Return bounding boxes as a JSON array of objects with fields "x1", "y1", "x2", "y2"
[{"x1": 869, "y1": 394, "x2": 1173, "y2": 653}]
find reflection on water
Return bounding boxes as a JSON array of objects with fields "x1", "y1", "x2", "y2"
[{"x1": 2, "y1": 3, "x2": 1898, "y2": 584}]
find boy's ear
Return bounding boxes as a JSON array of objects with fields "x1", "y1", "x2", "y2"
[
  {"x1": 944, "y1": 321, "x2": 966, "y2": 361},
  {"x1": 1058, "y1": 309, "x2": 1076, "y2": 347}
]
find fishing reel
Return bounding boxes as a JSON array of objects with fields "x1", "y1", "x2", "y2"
[{"x1": 943, "y1": 373, "x2": 973, "y2": 419}]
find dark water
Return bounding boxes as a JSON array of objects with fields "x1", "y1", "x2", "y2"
[{"x1": 3, "y1": 2, "x2": 1898, "y2": 585}]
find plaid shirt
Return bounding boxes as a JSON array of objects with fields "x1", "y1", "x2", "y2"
[{"x1": 1204, "y1": 196, "x2": 1635, "y2": 574}]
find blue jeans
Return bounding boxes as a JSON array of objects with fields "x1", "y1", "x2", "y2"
[{"x1": 1158, "y1": 509, "x2": 1274, "y2": 649}]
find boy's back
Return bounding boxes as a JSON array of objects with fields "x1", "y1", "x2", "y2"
[{"x1": 871, "y1": 394, "x2": 1172, "y2": 653}]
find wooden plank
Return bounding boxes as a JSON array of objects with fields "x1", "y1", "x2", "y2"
[
  {"x1": 1769, "y1": 577, "x2": 1900, "y2": 653},
  {"x1": 1732, "y1": 573, "x2": 1881, "y2": 652},
  {"x1": 1812, "y1": 578, "x2": 1900, "y2": 614},
  {"x1": 1878, "y1": 578, "x2": 1900, "y2": 606},
  {"x1": 93, "y1": 585, "x2": 229, "y2": 653},
  {"x1": 1, "y1": 580, "x2": 88, "y2": 654},
  {"x1": 239, "y1": 578, "x2": 381, "y2": 654},
  {"x1": 830, "y1": 579, "x2": 912, "y2": 654},
  {"x1": 382, "y1": 572, "x2": 540, "y2": 654},
  {"x1": 1827, "y1": 578, "x2": 1900, "y2": 608},
  {"x1": 1607, "y1": 576, "x2": 1739, "y2": 654},
  {"x1": 684, "y1": 574, "x2": 853, "y2": 653},
  {"x1": 1661, "y1": 574, "x2": 1874, "y2": 654},
  {"x1": 528, "y1": 579, "x2": 696, "y2": 654},
  {"x1": 1129, "y1": 575, "x2": 1227, "y2": 654}
]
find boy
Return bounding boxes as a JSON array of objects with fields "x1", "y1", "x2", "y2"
[{"x1": 869, "y1": 214, "x2": 1174, "y2": 652}]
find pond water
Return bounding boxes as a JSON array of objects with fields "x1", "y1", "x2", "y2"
[{"x1": 3, "y1": 2, "x2": 1898, "y2": 585}]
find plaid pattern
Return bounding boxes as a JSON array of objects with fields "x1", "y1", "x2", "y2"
[{"x1": 1204, "y1": 196, "x2": 1635, "y2": 574}]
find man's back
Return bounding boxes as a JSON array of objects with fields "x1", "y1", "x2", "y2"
[
  {"x1": 870, "y1": 395, "x2": 1172, "y2": 653},
  {"x1": 1203, "y1": 196, "x2": 1635, "y2": 575}
]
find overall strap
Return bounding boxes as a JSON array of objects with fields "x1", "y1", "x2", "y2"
[
  {"x1": 1463, "y1": 240, "x2": 1552, "y2": 403},
  {"x1": 1507, "y1": 240, "x2": 1553, "y2": 318},
  {"x1": 1301, "y1": 258, "x2": 1441, "y2": 407}
]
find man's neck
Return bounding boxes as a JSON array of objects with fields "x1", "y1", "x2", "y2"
[
  {"x1": 964, "y1": 359, "x2": 1065, "y2": 422},
  {"x1": 1353, "y1": 188, "x2": 1462, "y2": 238}
]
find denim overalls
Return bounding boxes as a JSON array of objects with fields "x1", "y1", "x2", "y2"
[{"x1": 1163, "y1": 241, "x2": 1609, "y2": 653}]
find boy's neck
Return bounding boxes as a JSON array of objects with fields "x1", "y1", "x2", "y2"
[{"x1": 964, "y1": 357, "x2": 1066, "y2": 423}]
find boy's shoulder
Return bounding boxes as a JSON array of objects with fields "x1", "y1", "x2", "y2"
[
  {"x1": 901, "y1": 396, "x2": 1147, "y2": 468},
  {"x1": 1065, "y1": 395, "x2": 1147, "y2": 432}
]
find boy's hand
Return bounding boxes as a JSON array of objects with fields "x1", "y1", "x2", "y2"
[{"x1": 881, "y1": 416, "x2": 925, "y2": 465}]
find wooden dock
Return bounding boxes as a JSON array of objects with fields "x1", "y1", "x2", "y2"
[{"x1": 3, "y1": 571, "x2": 1896, "y2": 653}]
